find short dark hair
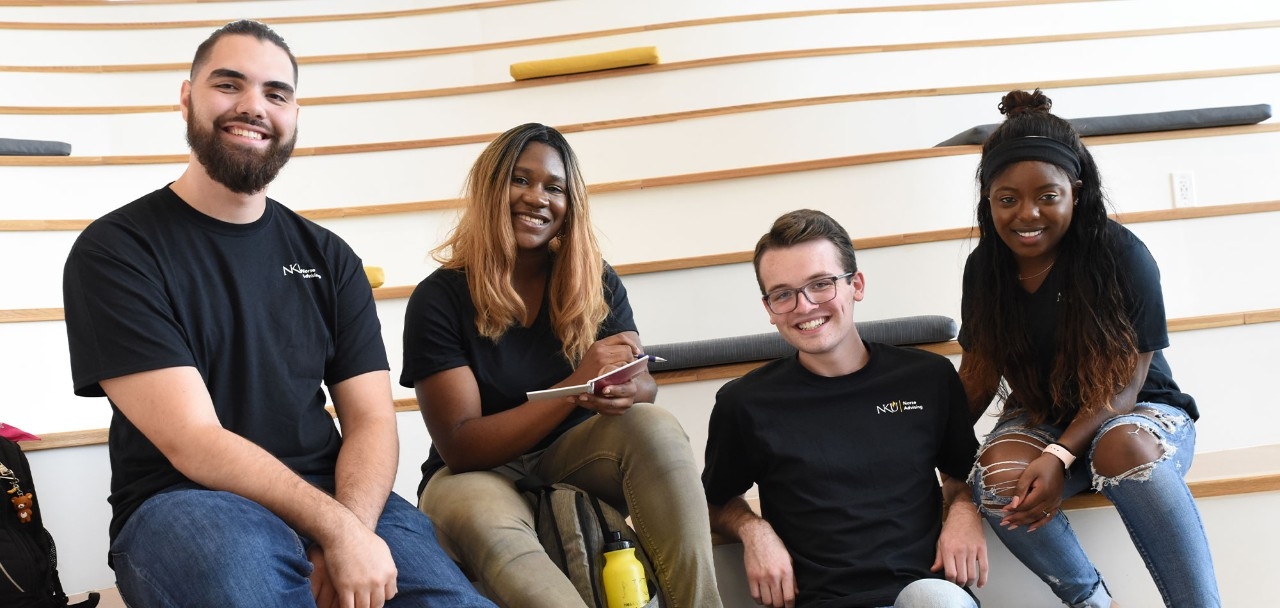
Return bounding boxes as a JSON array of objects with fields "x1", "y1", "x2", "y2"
[
  {"x1": 752, "y1": 209, "x2": 858, "y2": 294},
  {"x1": 190, "y1": 20, "x2": 298, "y2": 84}
]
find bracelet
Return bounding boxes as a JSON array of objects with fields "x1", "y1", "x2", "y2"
[{"x1": 1042, "y1": 443, "x2": 1076, "y2": 469}]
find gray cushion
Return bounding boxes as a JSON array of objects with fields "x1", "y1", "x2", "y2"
[
  {"x1": 646, "y1": 315, "x2": 957, "y2": 372},
  {"x1": 935, "y1": 104, "x2": 1272, "y2": 147},
  {"x1": 0, "y1": 138, "x2": 72, "y2": 156}
]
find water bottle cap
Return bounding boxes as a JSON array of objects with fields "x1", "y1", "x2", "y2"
[{"x1": 604, "y1": 530, "x2": 632, "y2": 552}]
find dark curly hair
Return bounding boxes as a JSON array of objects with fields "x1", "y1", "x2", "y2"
[
  {"x1": 191, "y1": 20, "x2": 297, "y2": 84},
  {"x1": 965, "y1": 89, "x2": 1137, "y2": 424}
]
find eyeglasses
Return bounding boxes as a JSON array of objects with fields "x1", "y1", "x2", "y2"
[{"x1": 762, "y1": 272, "x2": 854, "y2": 314}]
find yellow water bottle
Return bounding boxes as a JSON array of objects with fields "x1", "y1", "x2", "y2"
[{"x1": 602, "y1": 531, "x2": 649, "y2": 608}]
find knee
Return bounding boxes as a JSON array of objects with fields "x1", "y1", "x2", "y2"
[
  {"x1": 422, "y1": 472, "x2": 536, "y2": 551},
  {"x1": 613, "y1": 403, "x2": 691, "y2": 453},
  {"x1": 974, "y1": 432, "x2": 1046, "y2": 502},
  {"x1": 1092, "y1": 422, "x2": 1164, "y2": 479},
  {"x1": 894, "y1": 578, "x2": 975, "y2": 608},
  {"x1": 115, "y1": 490, "x2": 309, "y2": 596}
]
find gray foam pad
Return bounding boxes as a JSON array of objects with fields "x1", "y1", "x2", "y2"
[
  {"x1": 0, "y1": 138, "x2": 72, "y2": 156},
  {"x1": 646, "y1": 315, "x2": 957, "y2": 372},
  {"x1": 935, "y1": 104, "x2": 1272, "y2": 147}
]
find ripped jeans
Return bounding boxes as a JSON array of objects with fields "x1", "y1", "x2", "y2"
[{"x1": 969, "y1": 402, "x2": 1220, "y2": 608}]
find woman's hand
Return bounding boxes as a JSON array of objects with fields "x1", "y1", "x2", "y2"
[
  {"x1": 566, "y1": 331, "x2": 664, "y2": 416},
  {"x1": 575, "y1": 378, "x2": 638, "y2": 416},
  {"x1": 1000, "y1": 454, "x2": 1065, "y2": 532},
  {"x1": 575, "y1": 333, "x2": 642, "y2": 378},
  {"x1": 569, "y1": 333, "x2": 643, "y2": 416}
]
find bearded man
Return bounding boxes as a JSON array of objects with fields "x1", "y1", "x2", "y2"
[{"x1": 62, "y1": 20, "x2": 494, "y2": 608}]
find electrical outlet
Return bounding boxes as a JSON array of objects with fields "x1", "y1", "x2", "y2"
[{"x1": 1171, "y1": 172, "x2": 1196, "y2": 207}]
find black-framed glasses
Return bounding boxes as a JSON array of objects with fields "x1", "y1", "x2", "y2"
[{"x1": 762, "y1": 272, "x2": 854, "y2": 314}]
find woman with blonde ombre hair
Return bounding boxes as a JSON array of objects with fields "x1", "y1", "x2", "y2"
[{"x1": 401, "y1": 123, "x2": 722, "y2": 608}]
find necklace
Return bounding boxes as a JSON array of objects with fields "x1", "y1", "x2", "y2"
[{"x1": 1018, "y1": 261, "x2": 1054, "y2": 281}]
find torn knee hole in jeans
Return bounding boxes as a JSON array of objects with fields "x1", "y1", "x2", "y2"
[
  {"x1": 971, "y1": 434, "x2": 1047, "y2": 511},
  {"x1": 974, "y1": 461, "x2": 1030, "y2": 511},
  {"x1": 1091, "y1": 420, "x2": 1175, "y2": 491},
  {"x1": 1136, "y1": 405, "x2": 1184, "y2": 434}
]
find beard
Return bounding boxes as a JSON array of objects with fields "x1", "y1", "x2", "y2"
[{"x1": 186, "y1": 106, "x2": 297, "y2": 195}]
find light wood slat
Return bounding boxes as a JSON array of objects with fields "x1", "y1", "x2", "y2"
[
  {"x1": 23, "y1": 399, "x2": 415, "y2": 452},
  {"x1": 0, "y1": 0, "x2": 1097, "y2": 31},
  {"x1": 5, "y1": 16, "x2": 1274, "y2": 73},
  {"x1": 1115, "y1": 200, "x2": 1280, "y2": 224},
  {"x1": 0, "y1": 0, "x2": 545, "y2": 29},
  {"x1": 1246, "y1": 309, "x2": 1280, "y2": 324},
  {"x1": 3, "y1": 202, "x2": 1276, "y2": 318},
  {"x1": 393, "y1": 398, "x2": 419, "y2": 413},
  {"x1": 0, "y1": 219, "x2": 92, "y2": 231},
  {"x1": 372, "y1": 286, "x2": 415, "y2": 301},
  {"x1": 0, "y1": 308, "x2": 64, "y2": 323},
  {"x1": 609, "y1": 201, "x2": 1280, "y2": 277},
  {"x1": 15, "y1": 313, "x2": 1280, "y2": 452},
  {"x1": 609, "y1": 227, "x2": 982, "y2": 276},
  {"x1": 0, "y1": 21, "x2": 1275, "y2": 112},
  {"x1": 16, "y1": 428, "x2": 105, "y2": 451},
  {"x1": 717, "y1": 462, "x2": 1280, "y2": 531},
  {"x1": 0, "y1": 130, "x2": 1275, "y2": 231},
  {"x1": 1167, "y1": 309, "x2": 1280, "y2": 333},
  {"x1": 0, "y1": 0, "x2": 1117, "y2": 70},
  {"x1": 1, "y1": 63, "x2": 1274, "y2": 119},
  {"x1": 5, "y1": 107, "x2": 1279, "y2": 169}
]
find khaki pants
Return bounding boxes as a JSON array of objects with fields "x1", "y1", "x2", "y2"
[{"x1": 420, "y1": 403, "x2": 722, "y2": 608}]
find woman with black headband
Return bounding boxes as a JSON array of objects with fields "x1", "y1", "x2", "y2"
[{"x1": 957, "y1": 90, "x2": 1220, "y2": 607}]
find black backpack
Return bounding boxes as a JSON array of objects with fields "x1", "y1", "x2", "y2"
[{"x1": 0, "y1": 436, "x2": 98, "y2": 608}]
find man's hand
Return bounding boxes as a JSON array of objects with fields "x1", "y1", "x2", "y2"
[
  {"x1": 740, "y1": 519, "x2": 798, "y2": 608},
  {"x1": 308, "y1": 545, "x2": 338, "y2": 608},
  {"x1": 932, "y1": 500, "x2": 988, "y2": 588},
  {"x1": 318, "y1": 523, "x2": 399, "y2": 608}
]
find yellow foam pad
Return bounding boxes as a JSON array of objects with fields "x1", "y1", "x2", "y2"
[
  {"x1": 364, "y1": 266, "x2": 385, "y2": 289},
  {"x1": 510, "y1": 46, "x2": 659, "y2": 81}
]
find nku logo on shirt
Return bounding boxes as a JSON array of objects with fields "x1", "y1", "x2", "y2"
[
  {"x1": 876, "y1": 399, "x2": 923, "y2": 414},
  {"x1": 282, "y1": 263, "x2": 323, "y2": 280}
]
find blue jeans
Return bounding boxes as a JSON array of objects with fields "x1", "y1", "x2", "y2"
[
  {"x1": 110, "y1": 478, "x2": 495, "y2": 607},
  {"x1": 970, "y1": 402, "x2": 1220, "y2": 607}
]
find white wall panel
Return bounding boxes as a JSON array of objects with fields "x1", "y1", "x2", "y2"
[{"x1": 7, "y1": 69, "x2": 1276, "y2": 158}]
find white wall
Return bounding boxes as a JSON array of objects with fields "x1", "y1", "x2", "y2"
[{"x1": 2, "y1": 0, "x2": 1277, "y2": 602}]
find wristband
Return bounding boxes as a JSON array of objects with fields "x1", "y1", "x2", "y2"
[{"x1": 1042, "y1": 443, "x2": 1076, "y2": 469}]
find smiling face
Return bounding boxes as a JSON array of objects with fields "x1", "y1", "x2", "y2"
[
  {"x1": 757, "y1": 239, "x2": 865, "y2": 371},
  {"x1": 181, "y1": 34, "x2": 298, "y2": 194},
  {"x1": 508, "y1": 141, "x2": 568, "y2": 255},
  {"x1": 987, "y1": 160, "x2": 1077, "y2": 269}
]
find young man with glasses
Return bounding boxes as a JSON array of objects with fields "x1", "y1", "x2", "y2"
[{"x1": 702, "y1": 209, "x2": 987, "y2": 608}]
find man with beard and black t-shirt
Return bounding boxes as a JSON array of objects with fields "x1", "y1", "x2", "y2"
[
  {"x1": 703, "y1": 210, "x2": 987, "y2": 608},
  {"x1": 62, "y1": 20, "x2": 493, "y2": 608}
]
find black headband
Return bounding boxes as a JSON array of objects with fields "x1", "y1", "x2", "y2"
[{"x1": 981, "y1": 136, "x2": 1082, "y2": 186}]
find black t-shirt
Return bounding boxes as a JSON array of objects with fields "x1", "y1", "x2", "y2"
[
  {"x1": 63, "y1": 186, "x2": 388, "y2": 541},
  {"x1": 702, "y1": 343, "x2": 978, "y2": 608},
  {"x1": 399, "y1": 264, "x2": 636, "y2": 492},
  {"x1": 958, "y1": 220, "x2": 1197, "y2": 420}
]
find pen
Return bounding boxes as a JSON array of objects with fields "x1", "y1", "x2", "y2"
[{"x1": 635, "y1": 354, "x2": 667, "y2": 363}]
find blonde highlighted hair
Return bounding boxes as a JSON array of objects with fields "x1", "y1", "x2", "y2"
[{"x1": 432, "y1": 123, "x2": 607, "y2": 364}]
